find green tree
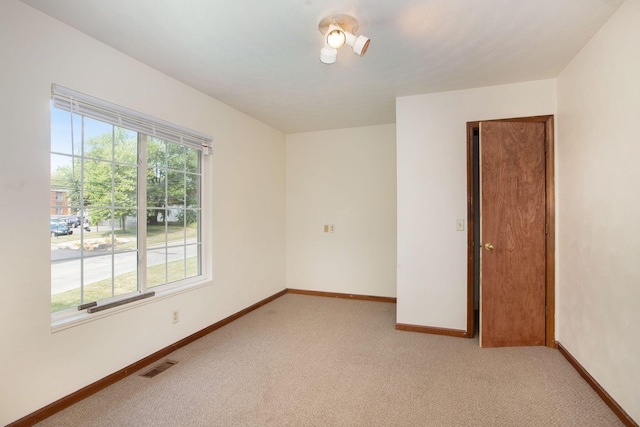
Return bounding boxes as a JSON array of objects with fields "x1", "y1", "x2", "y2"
[
  {"x1": 145, "y1": 138, "x2": 197, "y2": 226},
  {"x1": 89, "y1": 128, "x2": 137, "y2": 230},
  {"x1": 51, "y1": 129, "x2": 198, "y2": 231},
  {"x1": 51, "y1": 127, "x2": 138, "y2": 231},
  {"x1": 146, "y1": 137, "x2": 166, "y2": 225}
]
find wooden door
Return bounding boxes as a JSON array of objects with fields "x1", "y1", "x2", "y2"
[{"x1": 479, "y1": 121, "x2": 546, "y2": 347}]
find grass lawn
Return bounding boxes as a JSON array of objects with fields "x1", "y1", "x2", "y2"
[
  {"x1": 51, "y1": 224, "x2": 197, "y2": 251},
  {"x1": 51, "y1": 257, "x2": 198, "y2": 312}
]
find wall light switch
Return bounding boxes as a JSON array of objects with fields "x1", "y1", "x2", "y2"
[
  {"x1": 324, "y1": 225, "x2": 329, "y2": 233},
  {"x1": 456, "y1": 219, "x2": 465, "y2": 231}
]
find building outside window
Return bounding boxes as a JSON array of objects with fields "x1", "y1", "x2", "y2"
[{"x1": 50, "y1": 190, "x2": 70, "y2": 216}]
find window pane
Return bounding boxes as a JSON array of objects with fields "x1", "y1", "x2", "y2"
[
  {"x1": 112, "y1": 211, "x2": 138, "y2": 252},
  {"x1": 84, "y1": 159, "x2": 113, "y2": 207},
  {"x1": 51, "y1": 154, "x2": 73, "y2": 183},
  {"x1": 114, "y1": 127, "x2": 137, "y2": 165},
  {"x1": 145, "y1": 204, "x2": 200, "y2": 289},
  {"x1": 185, "y1": 174, "x2": 199, "y2": 208},
  {"x1": 86, "y1": 207, "x2": 111, "y2": 233},
  {"x1": 84, "y1": 136, "x2": 112, "y2": 161},
  {"x1": 147, "y1": 137, "x2": 166, "y2": 168},
  {"x1": 167, "y1": 141, "x2": 185, "y2": 170},
  {"x1": 51, "y1": 106, "x2": 73, "y2": 155},
  {"x1": 166, "y1": 247, "x2": 186, "y2": 283},
  {"x1": 146, "y1": 209, "x2": 166, "y2": 246},
  {"x1": 147, "y1": 167, "x2": 166, "y2": 209},
  {"x1": 166, "y1": 171, "x2": 184, "y2": 207},
  {"x1": 186, "y1": 147, "x2": 198, "y2": 174},
  {"x1": 82, "y1": 253, "x2": 113, "y2": 304},
  {"x1": 114, "y1": 165, "x2": 137, "y2": 207},
  {"x1": 84, "y1": 118, "x2": 114, "y2": 161},
  {"x1": 166, "y1": 208, "x2": 185, "y2": 246},
  {"x1": 189, "y1": 209, "x2": 200, "y2": 235},
  {"x1": 81, "y1": 253, "x2": 136, "y2": 303},
  {"x1": 51, "y1": 258, "x2": 81, "y2": 312},
  {"x1": 113, "y1": 252, "x2": 138, "y2": 296},
  {"x1": 50, "y1": 155, "x2": 77, "y2": 214},
  {"x1": 147, "y1": 248, "x2": 167, "y2": 288},
  {"x1": 186, "y1": 245, "x2": 200, "y2": 278}
]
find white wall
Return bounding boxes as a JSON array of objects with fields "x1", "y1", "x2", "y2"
[
  {"x1": 0, "y1": 1, "x2": 285, "y2": 424},
  {"x1": 396, "y1": 80, "x2": 556, "y2": 330},
  {"x1": 557, "y1": 0, "x2": 640, "y2": 421},
  {"x1": 286, "y1": 125, "x2": 397, "y2": 297}
]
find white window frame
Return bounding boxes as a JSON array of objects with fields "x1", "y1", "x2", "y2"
[{"x1": 50, "y1": 85, "x2": 213, "y2": 331}]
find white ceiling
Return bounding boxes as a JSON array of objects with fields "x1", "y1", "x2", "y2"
[{"x1": 21, "y1": 0, "x2": 624, "y2": 133}]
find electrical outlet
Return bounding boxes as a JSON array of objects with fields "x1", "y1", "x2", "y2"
[
  {"x1": 329, "y1": 224, "x2": 335, "y2": 233},
  {"x1": 172, "y1": 310, "x2": 179, "y2": 324}
]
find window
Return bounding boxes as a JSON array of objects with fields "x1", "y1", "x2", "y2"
[{"x1": 50, "y1": 85, "x2": 211, "y2": 319}]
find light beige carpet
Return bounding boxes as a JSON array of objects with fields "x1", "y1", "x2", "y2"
[{"x1": 37, "y1": 293, "x2": 622, "y2": 426}]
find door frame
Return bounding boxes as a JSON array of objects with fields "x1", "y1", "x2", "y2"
[{"x1": 465, "y1": 115, "x2": 556, "y2": 348}]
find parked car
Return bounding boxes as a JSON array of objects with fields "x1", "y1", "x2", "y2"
[
  {"x1": 64, "y1": 215, "x2": 82, "y2": 228},
  {"x1": 50, "y1": 219, "x2": 73, "y2": 237}
]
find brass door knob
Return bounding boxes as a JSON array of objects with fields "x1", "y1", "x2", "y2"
[{"x1": 484, "y1": 243, "x2": 494, "y2": 251}]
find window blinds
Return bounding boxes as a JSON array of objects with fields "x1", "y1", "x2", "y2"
[{"x1": 51, "y1": 84, "x2": 212, "y2": 154}]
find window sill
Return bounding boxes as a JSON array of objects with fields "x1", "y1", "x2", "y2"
[{"x1": 51, "y1": 279, "x2": 212, "y2": 333}]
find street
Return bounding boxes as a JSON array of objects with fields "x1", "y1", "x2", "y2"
[{"x1": 51, "y1": 242, "x2": 198, "y2": 294}]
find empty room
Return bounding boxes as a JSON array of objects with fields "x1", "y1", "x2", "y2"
[{"x1": 0, "y1": 0, "x2": 638, "y2": 425}]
